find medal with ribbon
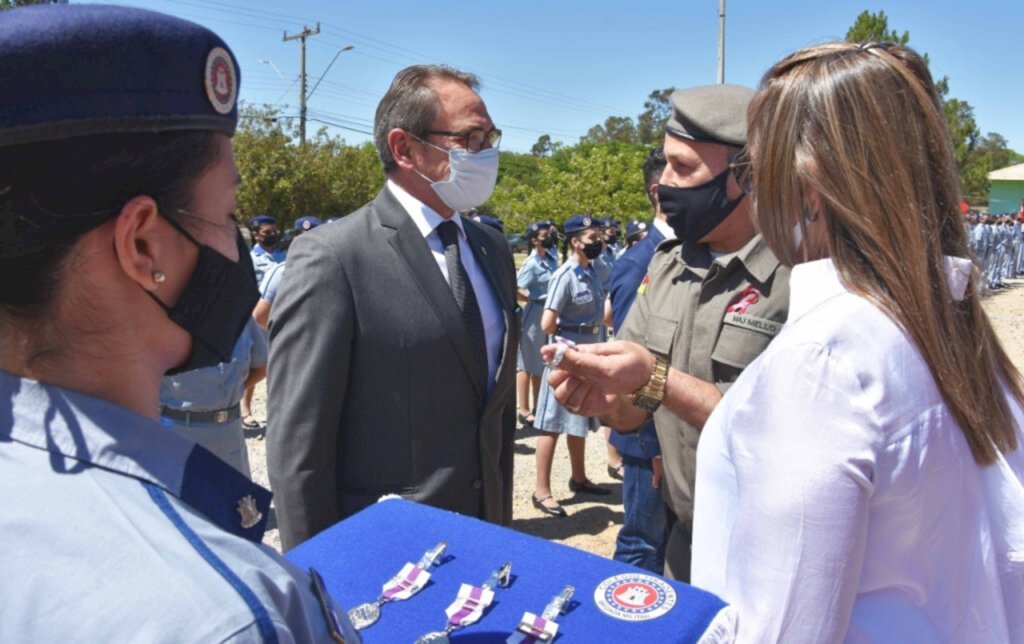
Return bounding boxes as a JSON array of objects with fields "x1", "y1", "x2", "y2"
[
  {"x1": 506, "y1": 585, "x2": 574, "y2": 643},
  {"x1": 415, "y1": 562, "x2": 512, "y2": 644},
  {"x1": 347, "y1": 541, "x2": 448, "y2": 630}
]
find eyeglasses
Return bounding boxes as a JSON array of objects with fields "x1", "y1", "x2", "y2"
[
  {"x1": 729, "y1": 148, "x2": 753, "y2": 195},
  {"x1": 422, "y1": 127, "x2": 502, "y2": 152}
]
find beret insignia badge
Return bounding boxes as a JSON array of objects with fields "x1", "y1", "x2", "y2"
[{"x1": 205, "y1": 47, "x2": 237, "y2": 115}]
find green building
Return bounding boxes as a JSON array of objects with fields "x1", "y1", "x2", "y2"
[{"x1": 988, "y1": 163, "x2": 1024, "y2": 214}]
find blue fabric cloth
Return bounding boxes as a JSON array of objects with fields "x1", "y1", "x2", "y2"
[
  {"x1": 160, "y1": 317, "x2": 267, "y2": 412},
  {"x1": 607, "y1": 224, "x2": 666, "y2": 331},
  {"x1": 534, "y1": 258, "x2": 605, "y2": 437},
  {"x1": 251, "y1": 245, "x2": 286, "y2": 285},
  {"x1": 607, "y1": 225, "x2": 666, "y2": 459},
  {"x1": 0, "y1": 4, "x2": 239, "y2": 145},
  {"x1": 287, "y1": 498, "x2": 727, "y2": 643},
  {"x1": 606, "y1": 225, "x2": 669, "y2": 573},
  {"x1": 0, "y1": 370, "x2": 350, "y2": 641},
  {"x1": 614, "y1": 453, "x2": 668, "y2": 574},
  {"x1": 516, "y1": 249, "x2": 559, "y2": 375},
  {"x1": 515, "y1": 249, "x2": 558, "y2": 301},
  {"x1": 159, "y1": 317, "x2": 266, "y2": 476},
  {"x1": 260, "y1": 261, "x2": 286, "y2": 304}
]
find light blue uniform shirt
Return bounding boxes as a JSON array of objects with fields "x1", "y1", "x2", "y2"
[
  {"x1": 161, "y1": 317, "x2": 267, "y2": 412},
  {"x1": 545, "y1": 258, "x2": 606, "y2": 328},
  {"x1": 0, "y1": 370, "x2": 356, "y2": 642},
  {"x1": 515, "y1": 249, "x2": 558, "y2": 301},
  {"x1": 260, "y1": 262, "x2": 287, "y2": 304},
  {"x1": 251, "y1": 245, "x2": 286, "y2": 286}
]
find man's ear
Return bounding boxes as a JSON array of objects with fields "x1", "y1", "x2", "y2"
[
  {"x1": 111, "y1": 196, "x2": 173, "y2": 292},
  {"x1": 388, "y1": 128, "x2": 417, "y2": 171}
]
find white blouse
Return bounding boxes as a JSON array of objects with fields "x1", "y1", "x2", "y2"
[{"x1": 692, "y1": 258, "x2": 1024, "y2": 643}]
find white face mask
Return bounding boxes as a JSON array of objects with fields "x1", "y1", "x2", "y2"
[
  {"x1": 414, "y1": 139, "x2": 500, "y2": 212},
  {"x1": 792, "y1": 220, "x2": 804, "y2": 251}
]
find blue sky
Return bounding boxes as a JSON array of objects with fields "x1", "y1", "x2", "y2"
[{"x1": 105, "y1": 0, "x2": 1022, "y2": 155}]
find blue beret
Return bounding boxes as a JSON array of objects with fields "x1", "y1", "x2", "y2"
[
  {"x1": 564, "y1": 215, "x2": 598, "y2": 235},
  {"x1": 294, "y1": 216, "x2": 323, "y2": 233},
  {"x1": 626, "y1": 219, "x2": 648, "y2": 240},
  {"x1": 472, "y1": 214, "x2": 504, "y2": 234},
  {"x1": 0, "y1": 4, "x2": 240, "y2": 147},
  {"x1": 525, "y1": 220, "x2": 551, "y2": 237},
  {"x1": 248, "y1": 215, "x2": 276, "y2": 228}
]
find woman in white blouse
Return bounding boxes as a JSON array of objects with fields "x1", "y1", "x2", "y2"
[{"x1": 689, "y1": 42, "x2": 1024, "y2": 641}]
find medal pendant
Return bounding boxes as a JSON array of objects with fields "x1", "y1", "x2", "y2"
[{"x1": 347, "y1": 602, "x2": 381, "y2": 629}]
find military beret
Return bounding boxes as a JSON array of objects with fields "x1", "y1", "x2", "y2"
[
  {"x1": 294, "y1": 216, "x2": 323, "y2": 233},
  {"x1": 563, "y1": 214, "x2": 598, "y2": 235},
  {"x1": 626, "y1": 219, "x2": 648, "y2": 241},
  {"x1": 525, "y1": 220, "x2": 552, "y2": 238},
  {"x1": 472, "y1": 214, "x2": 504, "y2": 234},
  {"x1": 248, "y1": 215, "x2": 276, "y2": 229},
  {"x1": 0, "y1": 4, "x2": 240, "y2": 147},
  {"x1": 665, "y1": 84, "x2": 755, "y2": 147}
]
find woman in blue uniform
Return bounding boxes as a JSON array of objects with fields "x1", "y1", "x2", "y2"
[
  {"x1": 160, "y1": 316, "x2": 267, "y2": 477},
  {"x1": 531, "y1": 215, "x2": 611, "y2": 517},
  {"x1": 0, "y1": 5, "x2": 355, "y2": 640},
  {"x1": 515, "y1": 221, "x2": 558, "y2": 427}
]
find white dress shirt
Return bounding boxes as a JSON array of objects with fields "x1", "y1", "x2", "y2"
[
  {"x1": 692, "y1": 257, "x2": 1024, "y2": 643},
  {"x1": 387, "y1": 180, "x2": 504, "y2": 392}
]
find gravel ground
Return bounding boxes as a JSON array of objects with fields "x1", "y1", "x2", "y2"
[{"x1": 248, "y1": 278, "x2": 1024, "y2": 556}]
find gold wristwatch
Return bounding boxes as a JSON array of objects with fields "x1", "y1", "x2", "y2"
[{"x1": 631, "y1": 356, "x2": 669, "y2": 413}]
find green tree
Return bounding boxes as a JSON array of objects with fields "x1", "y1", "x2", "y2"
[
  {"x1": 531, "y1": 134, "x2": 554, "y2": 157},
  {"x1": 845, "y1": 10, "x2": 909, "y2": 44},
  {"x1": 0, "y1": 0, "x2": 66, "y2": 9},
  {"x1": 488, "y1": 143, "x2": 650, "y2": 231},
  {"x1": 581, "y1": 116, "x2": 640, "y2": 145},
  {"x1": 962, "y1": 132, "x2": 1024, "y2": 202},
  {"x1": 232, "y1": 104, "x2": 383, "y2": 226},
  {"x1": 636, "y1": 88, "x2": 675, "y2": 145},
  {"x1": 844, "y1": 10, "x2": 989, "y2": 196}
]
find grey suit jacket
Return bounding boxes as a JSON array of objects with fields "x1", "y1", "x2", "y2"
[{"x1": 267, "y1": 186, "x2": 519, "y2": 550}]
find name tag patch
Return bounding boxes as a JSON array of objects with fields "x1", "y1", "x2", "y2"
[
  {"x1": 572, "y1": 288, "x2": 593, "y2": 305},
  {"x1": 723, "y1": 311, "x2": 782, "y2": 337}
]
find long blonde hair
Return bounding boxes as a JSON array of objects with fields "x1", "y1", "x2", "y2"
[{"x1": 748, "y1": 42, "x2": 1020, "y2": 465}]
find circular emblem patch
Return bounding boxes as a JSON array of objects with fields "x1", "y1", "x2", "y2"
[
  {"x1": 582, "y1": 217, "x2": 591, "y2": 227},
  {"x1": 593, "y1": 573, "x2": 676, "y2": 621},
  {"x1": 204, "y1": 47, "x2": 237, "y2": 115}
]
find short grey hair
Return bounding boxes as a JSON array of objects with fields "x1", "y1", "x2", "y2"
[{"x1": 374, "y1": 65, "x2": 481, "y2": 174}]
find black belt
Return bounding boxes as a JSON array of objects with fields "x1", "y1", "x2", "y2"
[
  {"x1": 557, "y1": 324, "x2": 601, "y2": 335},
  {"x1": 160, "y1": 403, "x2": 241, "y2": 425}
]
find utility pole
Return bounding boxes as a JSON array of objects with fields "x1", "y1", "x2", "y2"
[
  {"x1": 283, "y1": 22, "x2": 320, "y2": 145},
  {"x1": 717, "y1": 0, "x2": 726, "y2": 84}
]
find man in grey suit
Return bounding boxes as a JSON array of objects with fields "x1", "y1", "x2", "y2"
[{"x1": 267, "y1": 65, "x2": 519, "y2": 551}]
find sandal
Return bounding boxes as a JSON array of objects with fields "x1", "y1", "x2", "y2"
[
  {"x1": 531, "y1": 494, "x2": 567, "y2": 517},
  {"x1": 241, "y1": 415, "x2": 261, "y2": 430},
  {"x1": 607, "y1": 464, "x2": 624, "y2": 481},
  {"x1": 517, "y1": 411, "x2": 535, "y2": 428}
]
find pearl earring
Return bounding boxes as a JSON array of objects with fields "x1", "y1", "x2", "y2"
[{"x1": 153, "y1": 271, "x2": 166, "y2": 284}]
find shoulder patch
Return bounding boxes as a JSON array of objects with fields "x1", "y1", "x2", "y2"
[{"x1": 637, "y1": 274, "x2": 650, "y2": 295}]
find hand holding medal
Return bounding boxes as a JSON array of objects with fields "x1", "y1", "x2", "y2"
[
  {"x1": 347, "y1": 541, "x2": 448, "y2": 630},
  {"x1": 415, "y1": 562, "x2": 512, "y2": 644}
]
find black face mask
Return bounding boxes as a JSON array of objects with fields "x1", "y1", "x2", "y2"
[
  {"x1": 606, "y1": 233, "x2": 619, "y2": 246},
  {"x1": 658, "y1": 167, "x2": 745, "y2": 244},
  {"x1": 260, "y1": 232, "x2": 280, "y2": 248},
  {"x1": 540, "y1": 236, "x2": 556, "y2": 249},
  {"x1": 149, "y1": 217, "x2": 261, "y2": 374},
  {"x1": 579, "y1": 239, "x2": 603, "y2": 260}
]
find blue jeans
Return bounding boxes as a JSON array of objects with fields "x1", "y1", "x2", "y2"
[{"x1": 613, "y1": 453, "x2": 667, "y2": 573}]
